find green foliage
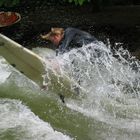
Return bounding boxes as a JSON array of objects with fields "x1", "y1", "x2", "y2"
[
  {"x1": 66, "y1": 0, "x2": 90, "y2": 5},
  {"x1": 0, "y1": 0, "x2": 20, "y2": 7}
]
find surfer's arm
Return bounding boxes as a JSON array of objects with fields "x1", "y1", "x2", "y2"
[{"x1": 58, "y1": 28, "x2": 75, "y2": 53}]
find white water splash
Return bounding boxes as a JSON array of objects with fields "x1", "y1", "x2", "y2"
[
  {"x1": 55, "y1": 42, "x2": 140, "y2": 132},
  {"x1": 0, "y1": 41, "x2": 140, "y2": 139},
  {"x1": 0, "y1": 57, "x2": 11, "y2": 84},
  {"x1": 0, "y1": 99, "x2": 72, "y2": 140}
]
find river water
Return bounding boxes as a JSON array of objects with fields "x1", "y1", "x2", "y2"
[{"x1": 0, "y1": 41, "x2": 140, "y2": 140}]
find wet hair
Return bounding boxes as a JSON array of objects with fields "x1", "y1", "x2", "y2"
[
  {"x1": 41, "y1": 27, "x2": 64, "y2": 40},
  {"x1": 51, "y1": 27, "x2": 64, "y2": 35}
]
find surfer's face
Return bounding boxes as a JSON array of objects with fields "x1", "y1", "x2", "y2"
[{"x1": 50, "y1": 34, "x2": 63, "y2": 46}]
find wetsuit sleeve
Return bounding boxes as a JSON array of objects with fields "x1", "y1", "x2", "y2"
[{"x1": 59, "y1": 28, "x2": 75, "y2": 53}]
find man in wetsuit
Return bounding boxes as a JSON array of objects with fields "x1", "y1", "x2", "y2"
[
  {"x1": 41, "y1": 27, "x2": 97, "y2": 103},
  {"x1": 41, "y1": 27, "x2": 97, "y2": 55}
]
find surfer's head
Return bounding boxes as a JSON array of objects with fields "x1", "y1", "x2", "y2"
[{"x1": 41, "y1": 28, "x2": 64, "y2": 46}]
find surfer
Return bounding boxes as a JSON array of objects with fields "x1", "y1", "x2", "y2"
[
  {"x1": 41, "y1": 27, "x2": 97, "y2": 103},
  {"x1": 41, "y1": 27, "x2": 97, "y2": 55}
]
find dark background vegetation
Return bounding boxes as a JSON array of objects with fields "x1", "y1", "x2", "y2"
[{"x1": 0, "y1": 0, "x2": 140, "y2": 58}]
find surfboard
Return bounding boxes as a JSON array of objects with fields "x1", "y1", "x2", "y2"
[{"x1": 0, "y1": 33, "x2": 79, "y2": 98}]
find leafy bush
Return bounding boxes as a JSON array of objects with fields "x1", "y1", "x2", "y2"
[
  {"x1": 65, "y1": 0, "x2": 90, "y2": 5},
  {"x1": 0, "y1": 0, "x2": 20, "y2": 7}
]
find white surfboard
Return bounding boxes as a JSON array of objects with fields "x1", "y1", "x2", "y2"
[{"x1": 0, "y1": 33, "x2": 79, "y2": 98}]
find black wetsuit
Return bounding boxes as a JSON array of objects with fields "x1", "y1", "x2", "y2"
[{"x1": 57, "y1": 27, "x2": 97, "y2": 54}]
